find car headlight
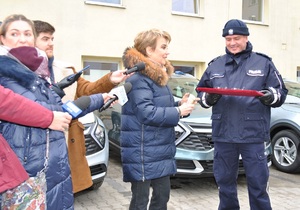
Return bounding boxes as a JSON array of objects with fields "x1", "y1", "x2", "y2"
[{"x1": 94, "y1": 123, "x2": 106, "y2": 148}]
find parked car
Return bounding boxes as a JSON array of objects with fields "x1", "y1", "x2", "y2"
[
  {"x1": 78, "y1": 112, "x2": 109, "y2": 190},
  {"x1": 270, "y1": 79, "x2": 300, "y2": 173},
  {"x1": 96, "y1": 71, "x2": 272, "y2": 177}
]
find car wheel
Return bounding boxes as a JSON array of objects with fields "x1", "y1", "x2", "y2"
[{"x1": 271, "y1": 130, "x2": 300, "y2": 173}]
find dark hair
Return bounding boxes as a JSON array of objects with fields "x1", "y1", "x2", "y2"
[
  {"x1": 0, "y1": 14, "x2": 36, "y2": 42},
  {"x1": 33, "y1": 20, "x2": 55, "y2": 37}
]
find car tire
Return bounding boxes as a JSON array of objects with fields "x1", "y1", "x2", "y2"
[
  {"x1": 271, "y1": 130, "x2": 300, "y2": 173},
  {"x1": 88, "y1": 181, "x2": 104, "y2": 190}
]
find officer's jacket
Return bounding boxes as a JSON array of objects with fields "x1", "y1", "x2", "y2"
[{"x1": 197, "y1": 42, "x2": 288, "y2": 143}]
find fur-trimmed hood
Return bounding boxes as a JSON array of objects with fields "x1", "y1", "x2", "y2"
[
  {"x1": 0, "y1": 45, "x2": 49, "y2": 89},
  {"x1": 122, "y1": 47, "x2": 174, "y2": 86},
  {"x1": 0, "y1": 55, "x2": 37, "y2": 89}
]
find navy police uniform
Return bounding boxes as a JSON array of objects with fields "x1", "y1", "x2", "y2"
[{"x1": 197, "y1": 39, "x2": 287, "y2": 209}]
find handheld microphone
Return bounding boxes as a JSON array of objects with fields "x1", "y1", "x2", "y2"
[
  {"x1": 123, "y1": 62, "x2": 145, "y2": 75},
  {"x1": 99, "y1": 82, "x2": 132, "y2": 112},
  {"x1": 67, "y1": 65, "x2": 90, "y2": 81},
  {"x1": 62, "y1": 96, "x2": 91, "y2": 118}
]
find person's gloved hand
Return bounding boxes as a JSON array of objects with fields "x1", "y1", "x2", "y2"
[
  {"x1": 258, "y1": 89, "x2": 274, "y2": 105},
  {"x1": 206, "y1": 93, "x2": 222, "y2": 106},
  {"x1": 51, "y1": 71, "x2": 82, "y2": 98},
  {"x1": 51, "y1": 84, "x2": 66, "y2": 98},
  {"x1": 56, "y1": 71, "x2": 82, "y2": 90}
]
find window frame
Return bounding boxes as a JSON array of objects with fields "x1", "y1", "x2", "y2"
[
  {"x1": 82, "y1": 58, "x2": 121, "y2": 82},
  {"x1": 171, "y1": 0, "x2": 204, "y2": 18},
  {"x1": 84, "y1": 0, "x2": 125, "y2": 8},
  {"x1": 242, "y1": 0, "x2": 269, "y2": 25}
]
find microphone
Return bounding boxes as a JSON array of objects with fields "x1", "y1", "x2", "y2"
[
  {"x1": 123, "y1": 62, "x2": 145, "y2": 75},
  {"x1": 67, "y1": 65, "x2": 90, "y2": 81},
  {"x1": 99, "y1": 82, "x2": 132, "y2": 112},
  {"x1": 62, "y1": 96, "x2": 91, "y2": 118}
]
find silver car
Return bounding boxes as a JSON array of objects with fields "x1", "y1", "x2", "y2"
[
  {"x1": 97, "y1": 72, "x2": 271, "y2": 177},
  {"x1": 270, "y1": 80, "x2": 300, "y2": 173}
]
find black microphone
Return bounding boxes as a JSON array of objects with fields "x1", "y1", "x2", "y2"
[
  {"x1": 123, "y1": 62, "x2": 145, "y2": 75},
  {"x1": 99, "y1": 82, "x2": 132, "y2": 112},
  {"x1": 62, "y1": 96, "x2": 91, "y2": 118},
  {"x1": 67, "y1": 65, "x2": 90, "y2": 81}
]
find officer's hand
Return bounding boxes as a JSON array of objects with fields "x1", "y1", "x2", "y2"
[
  {"x1": 206, "y1": 93, "x2": 222, "y2": 106},
  {"x1": 56, "y1": 71, "x2": 82, "y2": 90},
  {"x1": 258, "y1": 89, "x2": 274, "y2": 105}
]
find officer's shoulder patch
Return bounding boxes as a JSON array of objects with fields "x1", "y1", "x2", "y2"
[
  {"x1": 208, "y1": 55, "x2": 222, "y2": 66},
  {"x1": 255, "y1": 52, "x2": 272, "y2": 61}
]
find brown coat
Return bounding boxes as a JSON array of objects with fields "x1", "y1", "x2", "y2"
[
  {"x1": 68, "y1": 74, "x2": 116, "y2": 193},
  {"x1": 52, "y1": 61, "x2": 116, "y2": 193}
]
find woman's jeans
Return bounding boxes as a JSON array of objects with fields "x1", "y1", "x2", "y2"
[{"x1": 129, "y1": 176, "x2": 170, "y2": 210}]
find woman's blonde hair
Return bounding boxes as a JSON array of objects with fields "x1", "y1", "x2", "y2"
[{"x1": 134, "y1": 29, "x2": 171, "y2": 56}]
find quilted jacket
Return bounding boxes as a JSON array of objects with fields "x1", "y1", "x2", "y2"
[
  {"x1": 0, "y1": 85, "x2": 53, "y2": 193},
  {"x1": 120, "y1": 47, "x2": 179, "y2": 182},
  {"x1": 0, "y1": 55, "x2": 104, "y2": 209}
]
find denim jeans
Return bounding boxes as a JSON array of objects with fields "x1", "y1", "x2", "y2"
[{"x1": 129, "y1": 176, "x2": 170, "y2": 210}]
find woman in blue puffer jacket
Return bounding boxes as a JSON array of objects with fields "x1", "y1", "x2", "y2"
[
  {"x1": 0, "y1": 14, "x2": 108, "y2": 210},
  {"x1": 120, "y1": 29, "x2": 195, "y2": 210}
]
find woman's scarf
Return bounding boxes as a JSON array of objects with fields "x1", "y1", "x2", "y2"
[{"x1": 8, "y1": 46, "x2": 50, "y2": 80}]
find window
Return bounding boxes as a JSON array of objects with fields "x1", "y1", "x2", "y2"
[
  {"x1": 297, "y1": 68, "x2": 300, "y2": 83},
  {"x1": 242, "y1": 0, "x2": 263, "y2": 22},
  {"x1": 82, "y1": 61, "x2": 119, "y2": 82},
  {"x1": 84, "y1": 0, "x2": 122, "y2": 7},
  {"x1": 172, "y1": 0, "x2": 200, "y2": 15}
]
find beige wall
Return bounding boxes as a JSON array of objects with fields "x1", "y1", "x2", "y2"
[{"x1": 1, "y1": 0, "x2": 300, "y2": 80}]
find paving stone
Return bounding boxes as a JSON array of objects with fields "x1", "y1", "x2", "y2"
[{"x1": 74, "y1": 153, "x2": 300, "y2": 210}]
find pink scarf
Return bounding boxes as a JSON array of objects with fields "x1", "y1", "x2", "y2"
[{"x1": 9, "y1": 46, "x2": 50, "y2": 79}]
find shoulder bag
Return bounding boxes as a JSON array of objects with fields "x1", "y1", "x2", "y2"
[{"x1": 1, "y1": 129, "x2": 50, "y2": 210}]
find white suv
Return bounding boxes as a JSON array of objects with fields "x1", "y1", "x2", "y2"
[{"x1": 79, "y1": 112, "x2": 109, "y2": 190}]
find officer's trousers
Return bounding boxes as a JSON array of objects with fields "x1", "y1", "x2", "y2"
[{"x1": 213, "y1": 142, "x2": 272, "y2": 210}]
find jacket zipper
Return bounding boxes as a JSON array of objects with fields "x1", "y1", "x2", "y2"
[
  {"x1": 24, "y1": 128, "x2": 30, "y2": 164},
  {"x1": 141, "y1": 124, "x2": 145, "y2": 181}
]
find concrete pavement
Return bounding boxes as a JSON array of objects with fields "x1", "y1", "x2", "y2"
[{"x1": 74, "y1": 152, "x2": 300, "y2": 210}]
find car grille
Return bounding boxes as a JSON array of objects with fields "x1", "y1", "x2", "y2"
[
  {"x1": 176, "y1": 121, "x2": 213, "y2": 151},
  {"x1": 176, "y1": 160, "x2": 214, "y2": 172},
  {"x1": 90, "y1": 163, "x2": 107, "y2": 176},
  {"x1": 176, "y1": 159, "x2": 245, "y2": 177},
  {"x1": 84, "y1": 122, "x2": 101, "y2": 156},
  {"x1": 85, "y1": 134, "x2": 101, "y2": 156},
  {"x1": 177, "y1": 132, "x2": 213, "y2": 151}
]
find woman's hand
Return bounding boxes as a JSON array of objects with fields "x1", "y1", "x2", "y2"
[
  {"x1": 110, "y1": 70, "x2": 133, "y2": 85},
  {"x1": 49, "y1": 111, "x2": 72, "y2": 131}
]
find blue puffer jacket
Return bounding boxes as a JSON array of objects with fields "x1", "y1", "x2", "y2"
[
  {"x1": 196, "y1": 42, "x2": 288, "y2": 143},
  {"x1": 0, "y1": 55, "x2": 104, "y2": 210},
  {"x1": 121, "y1": 47, "x2": 179, "y2": 182}
]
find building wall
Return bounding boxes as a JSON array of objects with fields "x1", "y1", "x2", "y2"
[{"x1": 1, "y1": 0, "x2": 300, "y2": 80}]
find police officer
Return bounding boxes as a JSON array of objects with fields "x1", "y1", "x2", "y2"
[{"x1": 196, "y1": 19, "x2": 288, "y2": 210}]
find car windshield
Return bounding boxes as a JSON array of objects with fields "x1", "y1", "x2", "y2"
[
  {"x1": 168, "y1": 77, "x2": 300, "y2": 99},
  {"x1": 168, "y1": 76, "x2": 198, "y2": 98},
  {"x1": 285, "y1": 81, "x2": 300, "y2": 98}
]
